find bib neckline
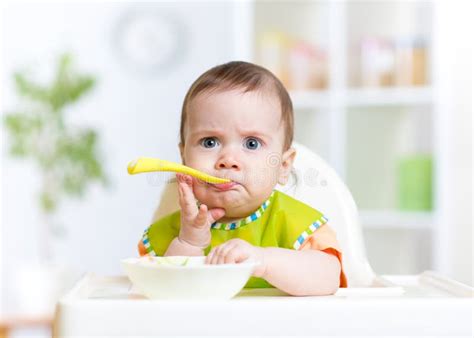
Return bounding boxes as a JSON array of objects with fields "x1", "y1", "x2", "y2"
[{"x1": 210, "y1": 191, "x2": 275, "y2": 230}]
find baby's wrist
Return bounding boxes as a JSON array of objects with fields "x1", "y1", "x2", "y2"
[
  {"x1": 252, "y1": 247, "x2": 268, "y2": 278},
  {"x1": 178, "y1": 228, "x2": 210, "y2": 249},
  {"x1": 177, "y1": 236, "x2": 209, "y2": 250}
]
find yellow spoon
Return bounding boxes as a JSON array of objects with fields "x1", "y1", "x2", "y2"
[{"x1": 127, "y1": 157, "x2": 231, "y2": 184}]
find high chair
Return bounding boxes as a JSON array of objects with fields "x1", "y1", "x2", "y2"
[{"x1": 53, "y1": 142, "x2": 473, "y2": 336}]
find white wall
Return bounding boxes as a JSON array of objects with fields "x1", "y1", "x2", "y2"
[
  {"x1": 1, "y1": 2, "x2": 236, "y2": 283},
  {"x1": 433, "y1": 0, "x2": 473, "y2": 286}
]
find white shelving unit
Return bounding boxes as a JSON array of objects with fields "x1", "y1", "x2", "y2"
[
  {"x1": 345, "y1": 87, "x2": 433, "y2": 106},
  {"x1": 234, "y1": 0, "x2": 438, "y2": 275},
  {"x1": 359, "y1": 210, "x2": 434, "y2": 230}
]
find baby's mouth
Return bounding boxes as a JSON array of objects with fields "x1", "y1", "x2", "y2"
[{"x1": 206, "y1": 181, "x2": 240, "y2": 191}]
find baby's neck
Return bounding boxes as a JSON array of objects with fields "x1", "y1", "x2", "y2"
[
  {"x1": 214, "y1": 192, "x2": 274, "y2": 224},
  {"x1": 216, "y1": 202, "x2": 262, "y2": 224},
  {"x1": 217, "y1": 215, "x2": 244, "y2": 223}
]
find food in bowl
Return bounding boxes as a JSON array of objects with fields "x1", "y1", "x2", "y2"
[{"x1": 122, "y1": 256, "x2": 258, "y2": 300}]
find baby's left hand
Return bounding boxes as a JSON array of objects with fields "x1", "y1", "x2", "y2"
[{"x1": 205, "y1": 239, "x2": 266, "y2": 277}]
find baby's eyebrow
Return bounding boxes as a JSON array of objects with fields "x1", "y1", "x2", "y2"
[
  {"x1": 238, "y1": 129, "x2": 271, "y2": 141},
  {"x1": 189, "y1": 130, "x2": 224, "y2": 138},
  {"x1": 239, "y1": 129, "x2": 269, "y2": 137},
  {"x1": 189, "y1": 129, "x2": 271, "y2": 141}
]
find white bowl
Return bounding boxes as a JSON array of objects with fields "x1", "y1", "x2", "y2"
[{"x1": 121, "y1": 256, "x2": 258, "y2": 300}]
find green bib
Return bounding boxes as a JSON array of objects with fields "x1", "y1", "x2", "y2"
[{"x1": 141, "y1": 190, "x2": 328, "y2": 288}]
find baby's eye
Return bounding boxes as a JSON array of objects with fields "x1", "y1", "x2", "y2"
[
  {"x1": 200, "y1": 137, "x2": 219, "y2": 148},
  {"x1": 244, "y1": 137, "x2": 261, "y2": 150}
]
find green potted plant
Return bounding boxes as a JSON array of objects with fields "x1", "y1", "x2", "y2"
[{"x1": 3, "y1": 53, "x2": 107, "y2": 264}]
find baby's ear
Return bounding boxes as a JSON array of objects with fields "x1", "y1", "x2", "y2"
[{"x1": 278, "y1": 147, "x2": 296, "y2": 185}]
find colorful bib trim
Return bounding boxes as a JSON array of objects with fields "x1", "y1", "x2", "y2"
[
  {"x1": 293, "y1": 215, "x2": 329, "y2": 250},
  {"x1": 141, "y1": 228, "x2": 157, "y2": 256},
  {"x1": 142, "y1": 191, "x2": 277, "y2": 254},
  {"x1": 211, "y1": 191, "x2": 275, "y2": 230}
]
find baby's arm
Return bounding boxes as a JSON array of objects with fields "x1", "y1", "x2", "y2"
[
  {"x1": 259, "y1": 247, "x2": 341, "y2": 296},
  {"x1": 137, "y1": 233, "x2": 204, "y2": 256},
  {"x1": 206, "y1": 238, "x2": 341, "y2": 296},
  {"x1": 165, "y1": 236, "x2": 206, "y2": 256}
]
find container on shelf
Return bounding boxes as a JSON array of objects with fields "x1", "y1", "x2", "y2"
[
  {"x1": 288, "y1": 41, "x2": 328, "y2": 90},
  {"x1": 258, "y1": 31, "x2": 328, "y2": 91},
  {"x1": 359, "y1": 37, "x2": 395, "y2": 87},
  {"x1": 258, "y1": 31, "x2": 290, "y2": 86},
  {"x1": 397, "y1": 154, "x2": 433, "y2": 211},
  {"x1": 394, "y1": 37, "x2": 428, "y2": 86}
]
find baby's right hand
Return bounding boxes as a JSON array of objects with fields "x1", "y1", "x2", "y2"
[{"x1": 176, "y1": 173, "x2": 225, "y2": 248}]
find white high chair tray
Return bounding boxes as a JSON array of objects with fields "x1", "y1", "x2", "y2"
[{"x1": 53, "y1": 272, "x2": 473, "y2": 337}]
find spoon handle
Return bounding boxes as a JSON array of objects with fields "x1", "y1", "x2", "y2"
[{"x1": 127, "y1": 157, "x2": 231, "y2": 184}]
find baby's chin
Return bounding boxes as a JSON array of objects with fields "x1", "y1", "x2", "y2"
[{"x1": 194, "y1": 186, "x2": 248, "y2": 210}]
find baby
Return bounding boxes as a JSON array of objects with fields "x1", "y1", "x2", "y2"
[{"x1": 138, "y1": 61, "x2": 347, "y2": 296}]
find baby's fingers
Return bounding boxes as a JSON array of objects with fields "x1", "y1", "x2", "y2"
[
  {"x1": 217, "y1": 243, "x2": 240, "y2": 264},
  {"x1": 194, "y1": 204, "x2": 209, "y2": 228},
  {"x1": 180, "y1": 175, "x2": 196, "y2": 205},
  {"x1": 177, "y1": 175, "x2": 197, "y2": 214},
  {"x1": 206, "y1": 246, "x2": 218, "y2": 264},
  {"x1": 177, "y1": 182, "x2": 191, "y2": 213},
  {"x1": 206, "y1": 243, "x2": 239, "y2": 265}
]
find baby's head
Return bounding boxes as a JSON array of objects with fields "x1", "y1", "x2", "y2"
[{"x1": 179, "y1": 61, "x2": 296, "y2": 221}]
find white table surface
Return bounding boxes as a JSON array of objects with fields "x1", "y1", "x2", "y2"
[{"x1": 53, "y1": 272, "x2": 473, "y2": 337}]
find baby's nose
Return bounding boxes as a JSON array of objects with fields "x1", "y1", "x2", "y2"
[{"x1": 216, "y1": 154, "x2": 240, "y2": 170}]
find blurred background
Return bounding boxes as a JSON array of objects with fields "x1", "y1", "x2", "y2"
[{"x1": 0, "y1": 1, "x2": 472, "y2": 337}]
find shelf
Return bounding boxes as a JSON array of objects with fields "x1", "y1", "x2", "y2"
[
  {"x1": 289, "y1": 87, "x2": 433, "y2": 110},
  {"x1": 346, "y1": 87, "x2": 433, "y2": 107},
  {"x1": 360, "y1": 210, "x2": 434, "y2": 229},
  {"x1": 248, "y1": 0, "x2": 439, "y2": 277},
  {"x1": 290, "y1": 90, "x2": 329, "y2": 110}
]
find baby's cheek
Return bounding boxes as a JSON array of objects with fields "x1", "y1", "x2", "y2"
[
  {"x1": 192, "y1": 180, "x2": 207, "y2": 196},
  {"x1": 245, "y1": 166, "x2": 279, "y2": 188},
  {"x1": 192, "y1": 182, "x2": 215, "y2": 204}
]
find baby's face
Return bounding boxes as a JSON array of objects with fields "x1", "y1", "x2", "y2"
[{"x1": 180, "y1": 89, "x2": 295, "y2": 221}]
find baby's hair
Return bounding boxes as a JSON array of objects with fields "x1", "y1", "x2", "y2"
[{"x1": 179, "y1": 61, "x2": 294, "y2": 151}]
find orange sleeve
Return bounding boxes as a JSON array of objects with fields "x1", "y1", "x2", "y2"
[
  {"x1": 137, "y1": 240, "x2": 148, "y2": 256},
  {"x1": 299, "y1": 224, "x2": 347, "y2": 287}
]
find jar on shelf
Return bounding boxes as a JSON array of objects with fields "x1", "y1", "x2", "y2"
[
  {"x1": 397, "y1": 154, "x2": 433, "y2": 211},
  {"x1": 288, "y1": 41, "x2": 328, "y2": 90},
  {"x1": 359, "y1": 37, "x2": 395, "y2": 87},
  {"x1": 394, "y1": 37, "x2": 428, "y2": 86},
  {"x1": 258, "y1": 31, "x2": 290, "y2": 87}
]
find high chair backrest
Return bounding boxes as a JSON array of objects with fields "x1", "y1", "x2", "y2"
[{"x1": 151, "y1": 142, "x2": 376, "y2": 286}]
